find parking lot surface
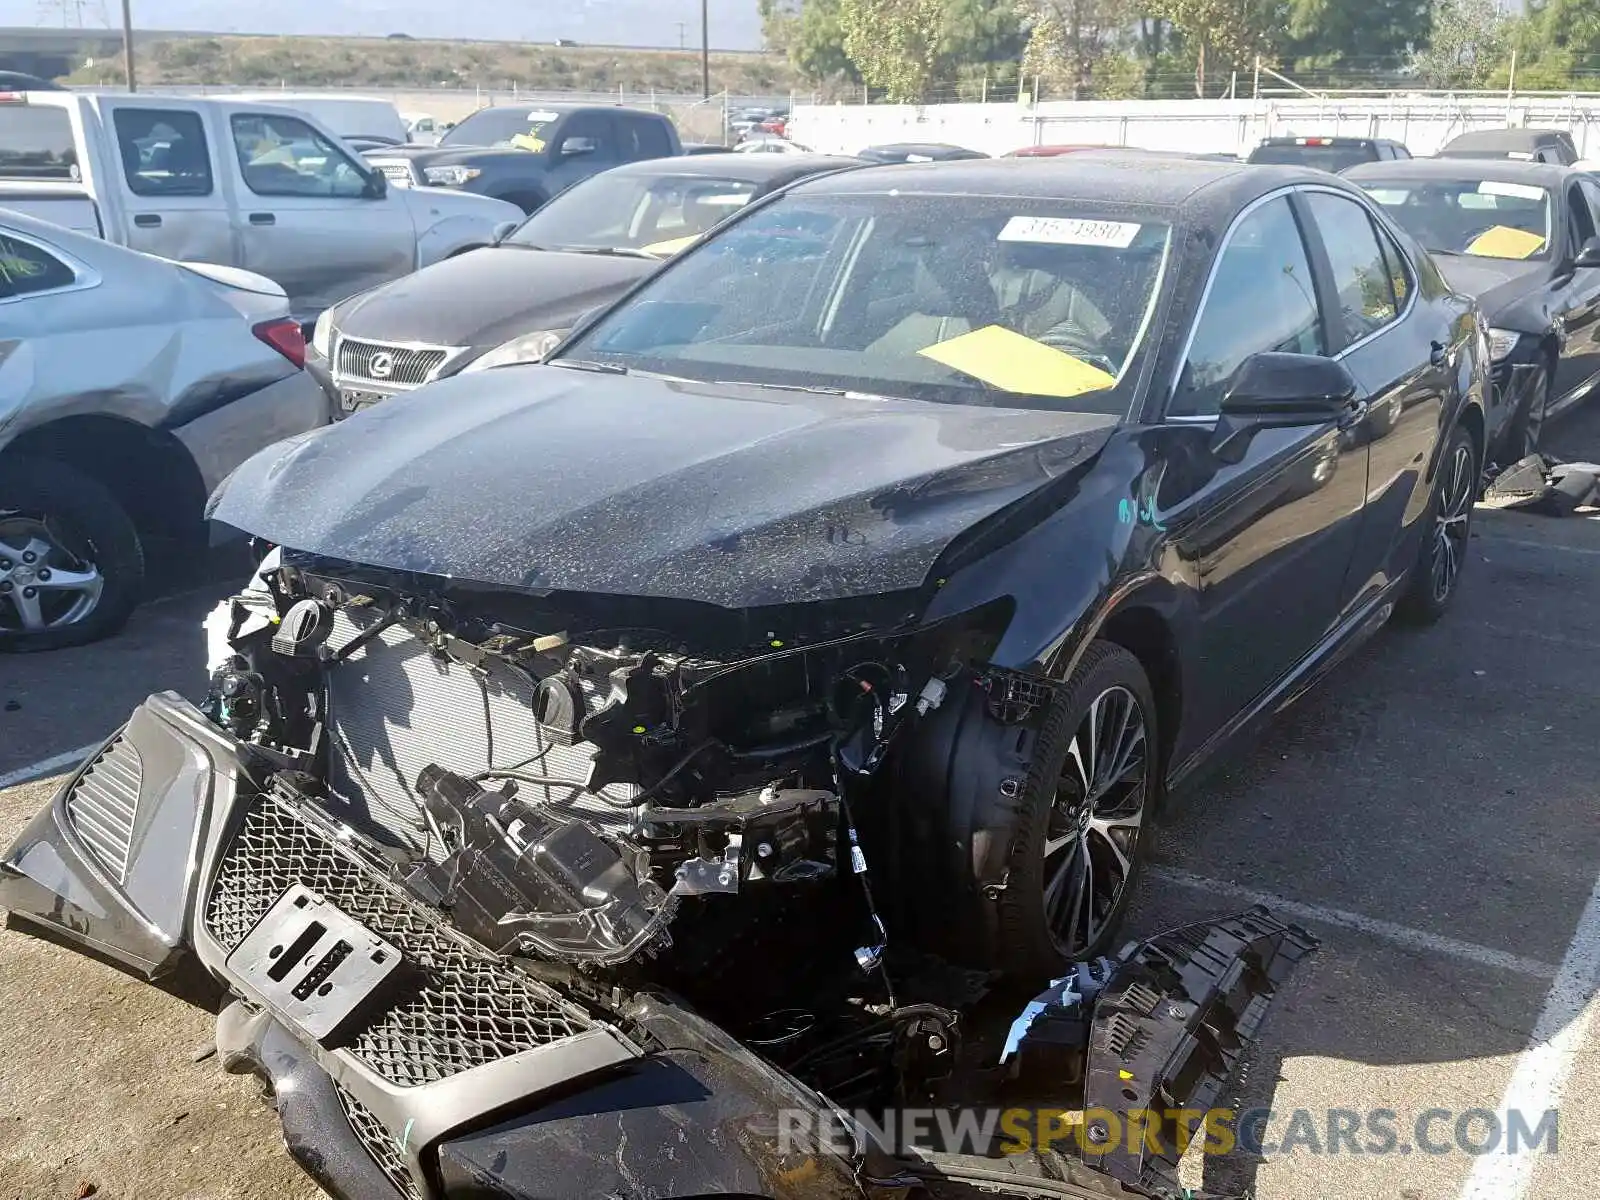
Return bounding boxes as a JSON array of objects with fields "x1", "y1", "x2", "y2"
[{"x1": 4, "y1": 415, "x2": 1600, "y2": 1200}]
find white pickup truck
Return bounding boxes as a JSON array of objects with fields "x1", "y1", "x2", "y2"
[{"x1": 0, "y1": 90, "x2": 523, "y2": 321}]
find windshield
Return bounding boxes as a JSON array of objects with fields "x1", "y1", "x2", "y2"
[
  {"x1": 441, "y1": 107, "x2": 559, "y2": 150},
  {"x1": 508, "y1": 172, "x2": 762, "y2": 256},
  {"x1": 557, "y1": 193, "x2": 1172, "y2": 415},
  {"x1": 1356, "y1": 177, "x2": 1554, "y2": 260},
  {"x1": 1249, "y1": 143, "x2": 1376, "y2": 172}
]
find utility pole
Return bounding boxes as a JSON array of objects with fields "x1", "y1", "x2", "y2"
[
  {"x1": 121, "y1": 0, "x2": 136, "y2": 92},
  {"x1": 700, "y1": 0, "x2": 710, "y2": 100},
  {"x1": 676, "y1": 21, "x2": 686, "y2": 50}
]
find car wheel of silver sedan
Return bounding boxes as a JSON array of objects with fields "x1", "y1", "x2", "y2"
[{"x1": 0, "y1": 459, "x2": 144, "y2": 653}]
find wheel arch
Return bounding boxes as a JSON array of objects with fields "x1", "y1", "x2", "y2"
[
  {"x1": 0, "y1": 414, "x2": 207, "y2": 560},
  {"x1": 1096, "y1": 600, "x2": 1184, "y2": 789}
]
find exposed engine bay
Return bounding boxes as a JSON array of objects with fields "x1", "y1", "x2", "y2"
[{"x1": 166, "y1": 550, "x2": 1314, "y2": 1198}]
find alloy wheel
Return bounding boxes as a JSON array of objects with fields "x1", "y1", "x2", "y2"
[
  {"x1": 1042, "y1": 685, "x2": 1149, "y2": 957},
  {"x1": 0, "y1": 517, "x2": 105, "y2": 634},
  {"x1": 1429, "y1": 441, "x2": 1475, "y2": 605}
]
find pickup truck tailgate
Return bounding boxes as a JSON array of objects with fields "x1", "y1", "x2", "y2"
[{"x1": 0, "y1": 188, "x2": 102, "y2": 238}]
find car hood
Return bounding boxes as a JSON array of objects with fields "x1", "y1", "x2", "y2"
[
  {"x1": 208, "y1": 369, "x2": 1117, "y2": 608},
  {"x1": 1433, "y1": 254, "x2": 1549, "y2": 319},
  {"x1": 332, "y1": 247, "x2": 651, "y2": 349}
]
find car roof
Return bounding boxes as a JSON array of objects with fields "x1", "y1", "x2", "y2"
[
  {"x1": 602, "y1": 153, "x2": 861, "y2": 183},
  {"x1": 792, "y1": 155, "x2": 1338, "y2": 217},
  {"x1": 1343, "y1": 157, "x2": 1573, "y2": 185},
  {"x1": 862, "y1": 142, "x2": 984, "y2": 156},
  {"x1": 1259, "y1": 135, "x2": 1391, "y2": 146},
  {"x1": 1439, "y1": 128, "x2": 1574, "y2": 152}
]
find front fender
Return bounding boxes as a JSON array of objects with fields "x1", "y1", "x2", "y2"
[{"x1": 407, "y1": 193, "x2": 526, "y2": 269}]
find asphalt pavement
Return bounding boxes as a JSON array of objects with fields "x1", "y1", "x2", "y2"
[{"x1": 3, "y1": 411, "x2": 1600, "y2": 1200}]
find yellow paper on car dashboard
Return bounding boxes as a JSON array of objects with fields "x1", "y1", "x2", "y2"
[
  {"x1": 917, "y1": 324, "x2": 1117, "y2": 398},
  {"x1": 1466, "y1": 225, "x2": 1546, "y2": 260},
  {"x1": 510, "y1": 133, "x2": 546, "y2": 153},
  {"x1": 640, "y1": 233, "x2": 700, "y2": 257}
]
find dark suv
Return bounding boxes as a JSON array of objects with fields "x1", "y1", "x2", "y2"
[
  {"x1": 1437, "y1": 127, "x2": 1580, "y2": 166},
  {"x1": 1248, "y1": 136, "x2": 1412, "y2": 172},
  {"x1": 363, "y1": 104, "x2": 683, "y2": 214}
]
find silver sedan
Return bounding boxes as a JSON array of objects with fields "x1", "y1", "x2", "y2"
[{"x1": 0, "y1": 209, "x2": 329, "y2": 652}]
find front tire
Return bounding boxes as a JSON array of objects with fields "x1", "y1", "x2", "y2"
[
  {"x1": 0, "y1": 459, "x2": 144, "y2": 653},
  {"x1": 1397, "y1": 423, "x2": 1477, "y2": 625}
]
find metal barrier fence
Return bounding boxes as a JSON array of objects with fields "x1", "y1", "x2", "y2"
[{"x1": 789, "y1": 93, "x2": 1600, "y2": 159}]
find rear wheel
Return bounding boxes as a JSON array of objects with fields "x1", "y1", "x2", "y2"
[
  {"x1": 1397, "y1": 423, "x2": 1477, "y2": 625},
  {"x1": 0, "y1": 459, "x2": 144, "y2": 653}
]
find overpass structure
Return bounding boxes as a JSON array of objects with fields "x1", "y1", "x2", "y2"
[{"x1": 0, "y1": 25, "x2": 183, "y2": 80}]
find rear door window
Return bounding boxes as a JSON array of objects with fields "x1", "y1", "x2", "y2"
[
  {"x1": 1305, "y1": 192, "x2": 1402, "y2": 347},
  {"x1": 113, "y1": 108, "x2": 213, "y2": 197},
  {"x1": 0, "y1": 104, "x2": 78, "y2": 181},
  {"x1": 0, "y1": 231, "x2": 77, "y2": 299},
  {"x1": 620, "y1": 116, "x2": 673, "y2": 160}
]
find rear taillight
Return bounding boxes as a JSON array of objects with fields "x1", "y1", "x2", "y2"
[{"x1": 254, "y1": 318, "x2": 306, "y2": 369}]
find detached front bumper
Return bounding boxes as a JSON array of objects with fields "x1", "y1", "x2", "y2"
[{"x1": 2, "y1": 694, "x2": 1316, "y2": 1200}]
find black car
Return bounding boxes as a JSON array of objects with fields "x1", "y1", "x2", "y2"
[
  {"x1": 362, "y1": 103, "x2": 684, "y2": 213},
  {"x1": 1437, "y1": 127, "x2": 1580, "y2": 166},
  {"x1": 5, "y1": 157, "x2": 1484, "y2": 1200},
  {"x1": 1247, "y1": 135, "x2": 1411, "y2": 171},
  {"x1": 309, "y1": 152, "x2": 861, "y2": 417},
  {"x1": 1347, "y1": 158, "x2": 1600, "y2": 459},
  {"x1": 856, "y1": 142, "x2": 989, "y2": 163}
]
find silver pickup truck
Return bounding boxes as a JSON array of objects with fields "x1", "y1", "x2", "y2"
[{"x1": 0, "y1": 90, "x2": 522, "y2": 322}]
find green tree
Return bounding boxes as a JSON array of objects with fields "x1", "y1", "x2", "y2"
[
  {"x1": 1410, "y1": 0, "x2": 1509, "y2": 88},
  {"x1": 1152, "y1": 0, "x2": 1286, "y2": 95},
  {"x1": 1017, "y1": 0, "x2": 1137, "y2": 99},
  {"x1": 791, "y1": 0, "x2": 861, "y2": 83},
  {"x1": 840, "y1": 0, "x2": 947, "y2": 101},
  {"x1": 758, "y1": 0, "x2": 800, "y2": 54},
  {"x1": 1285, "y1": 0, "x2": 1430, "y2": 78}
]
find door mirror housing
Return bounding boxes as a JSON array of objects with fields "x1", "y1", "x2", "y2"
[
  {"x1": 362, "y1": 170, "x2": 389, "y2": 200},
  {"x1": 491, "y1": 220, "x2": 521, "y2": 245},
  {"x1": 1574, "y1": 235, "x2": 1600, "y2": 269},
  {"x1": 1211, "y1": 352, "x2": 1358, "y2": 462},
  {"x1": 559, "y1": 136, "x2": 598, "y2": 158}
]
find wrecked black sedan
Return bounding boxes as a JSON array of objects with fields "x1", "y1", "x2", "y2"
[{"x1": 4, "y1": 157, "x2": 1487, "y2": 1200}]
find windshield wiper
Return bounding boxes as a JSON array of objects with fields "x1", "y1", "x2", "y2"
[
  {"x1": 549, "y1": 359, "x2": 629, "y2": 375},
  {"x1": 562, "y1": 246, "x2": 661, "y2": 260},
  {"x1": 718, "y1": 379, "x2": 904, "y2": 401}
]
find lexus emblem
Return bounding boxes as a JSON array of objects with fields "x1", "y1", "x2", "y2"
[{"x1": 368, "y1": 351, "x2": 395, "y2": 380}]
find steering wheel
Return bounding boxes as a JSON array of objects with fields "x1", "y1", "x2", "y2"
[{"x1": 1036, "y1": 326, "x2": 1119, "y2": 377}]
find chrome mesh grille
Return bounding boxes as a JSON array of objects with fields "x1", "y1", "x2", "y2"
[
  {"x1": 203, "y1": 795, "x2": 594, "y2": 1087},
  {"x1": 335, "y1": 338, "x2": 452, "y2": 388},
  {"x1": 372, "y1": 162, "x2": 417, "y2": 185},
  {"x1": 336, "y1": 1085, "x2": 419, "y2": 1199},
  {"x1": 323, "y1": 610, "x2": 639, "y2": 855},
  {"x1": 64, "y1": 735, "x2": 142, "y2": 881}
]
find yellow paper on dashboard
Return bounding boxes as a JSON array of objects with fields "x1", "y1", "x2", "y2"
[
  {"x1": 1466, "y1": 225, "x2": 1546, "y2": 260},
  {"x1": 510, "y1": 133, "x2": 546, "y2": 153},
  {"x1": 640, "y1": 234, "x2": 700, "y2": 257},
  {"x1": 917, "y1": 324, "x2": 1117, "y2": 398}
]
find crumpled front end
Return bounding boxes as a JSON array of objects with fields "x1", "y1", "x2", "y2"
[{"x1": 2, "y1": 555, "x2": 1316, "y2": 1200}]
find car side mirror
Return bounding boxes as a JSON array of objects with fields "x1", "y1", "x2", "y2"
[
  {"x1": 560, "y1": 137, "x2": 597, "y2": 158},
  {"x1": 491, "y1": 220, "x2": 521, "y2": 245},
  {"x1": 1211, "y1": 352, "x2": 1358, "y2": 462},
  {"x1": 363, "y1": 170, "x2": 388, "y2": 200},
  {"x1": 1574, "y1": 235, "x2": 1600, "y2": 269}
]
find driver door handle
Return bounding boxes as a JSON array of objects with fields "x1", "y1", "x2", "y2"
[{"x1": 249, "y1": 212, "x2": 276, "y2": 226}]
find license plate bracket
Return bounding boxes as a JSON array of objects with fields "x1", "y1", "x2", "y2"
[{"x1": 226, "y1": 884, "x2": 403, "y2": 1046}]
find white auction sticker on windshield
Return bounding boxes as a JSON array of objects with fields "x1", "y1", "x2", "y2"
[
  {"x1": 527, "y1": 110, "x2": 560, "y2": 122},
  {"x1": 1478, "y1": 180, "x2": 1546, "y2": 201},
  {"x1": 998, "y1": 216, "x2": 1140, "y2": 248}
]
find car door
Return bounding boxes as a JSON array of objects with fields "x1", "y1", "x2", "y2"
[
  {"x1": 1552, "y1": 177, "x2": 1600, "y2": 405},
  {"x1": 101, "y1": 100, "x2": 235, "y2": 267},
  {"x1": 1154, "y1": 191, "x2": 1372, "y2": 759},
  {"x1": 618, "y1": 114, "x2": 675, "y2": 164},
  {"x1": 1299, "y1": 187, "x2": 1458, "y2": 612},
  {"x1": 226, "y1": 110, "x2": 415, "y2": 319},
  {"x1": 545, "y1": 112, "x2": 620, "y2": 197}
]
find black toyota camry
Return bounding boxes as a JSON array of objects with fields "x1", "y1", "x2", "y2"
[
  {"x1": 3, "y1": 158, "x2": 1485, "y2": 1200},
  {"x1": 1346, "y1": 157, "x2": 1600, "y2": 461}
]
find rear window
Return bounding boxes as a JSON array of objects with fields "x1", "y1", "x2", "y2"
[
  {"x1": 0, "y1": 104, "x2": 78, "y2": 181},
  {"x1": 1248, "y1": 142, "x2": 1378, "y2": 172}
]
